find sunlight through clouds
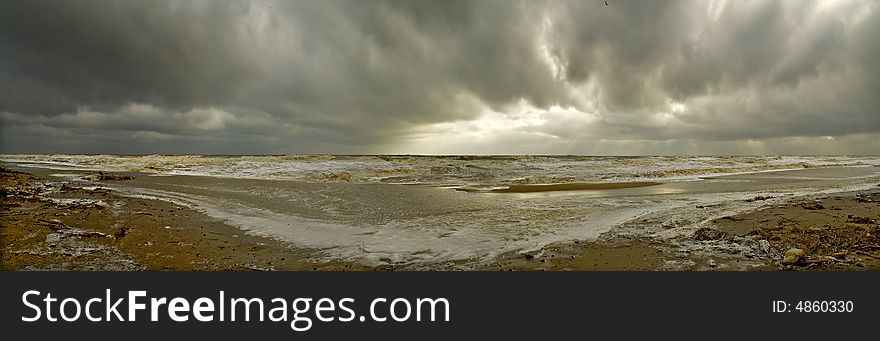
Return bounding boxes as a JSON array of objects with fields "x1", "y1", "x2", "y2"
[{"x1": 1, "y1": 0, "x2": 878, "y2": 154}]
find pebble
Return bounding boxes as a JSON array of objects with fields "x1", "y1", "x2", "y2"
[{"x1": 783, "y1": 248, "x2": 804, "y2": 264}]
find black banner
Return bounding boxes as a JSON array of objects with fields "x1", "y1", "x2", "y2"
[{"x1": 1, "y1": 272, "x2": 876, "y2": 339}]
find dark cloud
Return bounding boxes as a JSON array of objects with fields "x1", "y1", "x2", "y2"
[{"x1": 1, "y1": 0, "x2": 878, "y2": 154}]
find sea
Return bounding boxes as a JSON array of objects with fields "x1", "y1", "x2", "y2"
[{"x1": 4, "y1": 154, "x2": 880, "y2": 268}]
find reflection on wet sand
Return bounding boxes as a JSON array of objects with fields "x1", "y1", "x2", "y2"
[{"x1": 459, "y1": 181, "x2": 661, "y2": 193}]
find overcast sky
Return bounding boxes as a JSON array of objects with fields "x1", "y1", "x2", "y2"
[{"x1": 1, "y1": 0, "x2": 878, "y2": 155}]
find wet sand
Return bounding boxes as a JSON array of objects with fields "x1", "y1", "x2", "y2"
[
  {"x1": 487, "y1": 193, "x2": 880, "y2": 271},
  {"x1": 710, "y1": 192, "x2": 880, "y2": 270},
  {"x1": 2, "y1": 166, "x2": 879, "y2": 271},
  {"x1": 0, "y1": 168, "x2": 372, "y2": 271},
  {"x1": 459, "y1": 181, "x2": 661, "y2": 193}
]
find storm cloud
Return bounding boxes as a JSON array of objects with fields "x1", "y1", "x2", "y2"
[{"x1": 1, "y1": 0, "x2": 878, "y2": 154}]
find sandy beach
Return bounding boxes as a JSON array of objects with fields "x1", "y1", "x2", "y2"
[
  {"x1": 3, "y1": 161, "x2": 878, "y2": 271},
  {"x1": 492, "y1": 190, "x2": 880, "y2": 271},
  {"x1": 0, "y1": 167, "x2": 372, "y2": 271}
]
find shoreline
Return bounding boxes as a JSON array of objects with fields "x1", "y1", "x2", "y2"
[
  {"x1": 1, "y1": 168, "x2": 374, "y2": 271},
  {"x1": 2, "y1": 167, "x2": 879, "y2": 271},
  {"x1": 457, "y1": 181, "x2": 661, "y2": 193}
]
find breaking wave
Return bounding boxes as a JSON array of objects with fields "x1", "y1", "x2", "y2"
[{"x1": 3, "y1": 154, "x2": 877, "y2": 188}]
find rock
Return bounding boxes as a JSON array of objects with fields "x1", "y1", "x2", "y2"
[
  {"x1": 782, "y1": 248, "x2": 805, "y2": 264},
  {"x1": 707, "y1": 259, "x2": 717, "y2": 268},
  {"x1": 693, "y1": 227, "x2": 725, "y2": 241}
]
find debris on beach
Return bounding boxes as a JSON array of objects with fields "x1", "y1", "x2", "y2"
[
  {"x1": 855, "y1": 193, "x2": 880, "y2": 203},
  {"x1": 758, "y1": 240, "x2": 771, "y2": 254},
  {"x1": 82, "y1": 171, "x2": 134, "y2": 181},
  {"x1": 746, "y1": 195, "x2": 773, "y2": 202},
  {"x1": 847, "y1": 216, "x2": 877, "y2": 225},
  {"x1": 799, "y1": 202, "x2": 825, "y2": 210},
  {"x1": 693, "y1": 227, "x2": 725, "y2": 241}
]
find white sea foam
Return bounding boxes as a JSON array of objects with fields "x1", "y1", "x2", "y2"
[{"x1": 111, "y1": 183, "x2": 673, "y2": 267}]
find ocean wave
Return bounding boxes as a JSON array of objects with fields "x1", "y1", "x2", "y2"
[{"x1": 2, "y1": 154, "x2": 876, "y2": 186}]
